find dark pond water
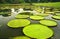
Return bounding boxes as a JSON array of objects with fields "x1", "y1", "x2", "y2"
[{"x1": 0, "y1": 12, "x2": 60, "y2": 39}]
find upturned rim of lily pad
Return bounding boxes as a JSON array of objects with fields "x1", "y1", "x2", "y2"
[
  {"x1": 9, "y1": 36, "x2": 31, "y2": 39},
  {"x1": 15, "y1": 14, "x2": 29, "y2": 19},
  {"x1": 23, "y1": 24, "x2": 53, "y2": 39},
  {"x1": 37, "y1": 38, "x2": 47, "y2": 39},
  {"x1": 39, "y1": 19, "x2": 57, "y2": 26},
  {"x1": 30, "y1": 15, "x2": 44, "y2": 20},
  {"x1": 52, "y1": 15, "x2": 60, "y2": 20},
  {"x1": 7, "y1": 19, "x2": 30, "y2": 28}
]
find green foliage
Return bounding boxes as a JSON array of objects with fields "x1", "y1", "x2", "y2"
[
  {"x1": 30, "y1": 15, "x2": 44, "y2": 20},
  {"x1": 15, "y1": 14, "x2": 29, "y2": 18},
  {"x1": 0, "y1": 0, "x2": 25, "y2": 4},
  {"x1": 7, "y1": 19, "x2": 30, "y2": 28},
  {"x1": 40, "y1": 20, "x2": 57, "y2": 26},
  {"x1": 52, "y1": 15, "x2": 60, "y2": 20},
  {"x1": 33, "y1": 2, "x2": 60, "y2": 8},
  {"x1": 9, "y1": 36, "x2": 30, "y2": 39},
  {"x1": 23, "y1": 24, "x2": 53, "y2": 38},
  {"x1": 0, "y1": 0, "x2": 59, "y2": 4}
]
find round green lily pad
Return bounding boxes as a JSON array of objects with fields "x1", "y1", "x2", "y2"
[
  {"x1": 37, "y1": 14, "x2": 49, "y2": 16},
  {"x1": 54, "y1": 11, "x2": 60, "y2": 13},
  {"x1": 46, "y1": 12, "x2": 54, "y2": 14},
  {"x1": 55, "y1": 13, "x2": 60, "y2": 16},
  {"x1": 40, "y1": 20, "x2": 57, "y2": 26},
  {"x1": 52, "y1": 15, "x2": 60, "y2": 20},
  {"x1": 7, "y1": 19, "x2": 30, "y2": 28},
  {"x1": 23, "y1": 24, "x2": 53, "y2": 38},
  {"x1": 9, "y1": 36, "x2": 31, "y2": 39},
  {"x1": 30, "y1": 16, "x2": 44, "y2": 20},
  {"x1": 15, "y1": 14, "x2": 29, "y2": 18}
]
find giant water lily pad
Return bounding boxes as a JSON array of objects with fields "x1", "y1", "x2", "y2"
[
  {"x1": 7, "y1": 19, "x2": 30, "y2": 28},
  {"x1": 52, "y1": 15, "x2": 60, "y2": 20},
  {"x1": 23, "y1": 24, "x2": 53, "y2": 39},
  {"x1": 15, "y1": 14, "x2": 29, "y2": 18},
  {"x1": 37, "y1": 14, "x2": 49, "y2": 16},
  {"x1": 40, "y1": 20, "x2": 57, "y2": 26},
  {"x1": 9, "y1": 36, "x2": 30, "y2": 39},
  {"x1": 54, "y1": 11, "x2": 60, "y2": 13},
  {"x1": 55, "y1": 13, "x2": 60, "y2": 16},
  {"x1": 30, "y1": 16, "x2": 44, "y2": 20},
  {"x1": 46, "y1": 12, "x2": 54, "y2": 14}
]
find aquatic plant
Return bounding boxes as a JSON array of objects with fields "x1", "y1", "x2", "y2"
[
  {"x1": 40, "y1": 19, "x2": 57, "y2": 26},
  {"x1": 7, "y1": 19, "x2": 30, "y2": 28},
  {"x1": 9, "y1": 36, "x2": 31, "y2": 39},
  {"x1": 52, "y1": 15, "x2": 60, "y2": 20},
  {"x1": 23, "y1": 24, "x2": 53, "y2": 39},
  {"x1": 30, "y1": 15, "x2": 44, "y2": 20},
  {"x1": 15, "y1": 14, "x2": 29, "y2": 19}
]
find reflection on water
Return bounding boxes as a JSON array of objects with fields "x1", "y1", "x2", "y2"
[
  {"x1": 0, "y1": 13, "x2": 24, "y2": 38},
  {"x1": 0, "y1": 10, "x2": 60, "y2": 39}
]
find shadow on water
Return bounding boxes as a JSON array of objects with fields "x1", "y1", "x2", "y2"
[
  {"x1": 2, "y1": 14, "x2": 10, "y2": 17},
  {"x1": 0, "y1": 16, "x2": 25, "y2": 39}
]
